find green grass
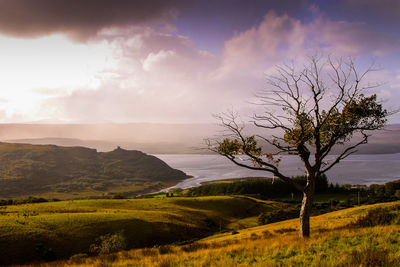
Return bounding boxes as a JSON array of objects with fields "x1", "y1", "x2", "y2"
[
  {"x1": 0, "y1": 196, "x2": 288, "y2": 265},
  {"x1": 19, "y1": 181, "x2": 177, "y2": 200},
  {"x1": 44, "y1": 201, "x2": 400, "y2": 267}
]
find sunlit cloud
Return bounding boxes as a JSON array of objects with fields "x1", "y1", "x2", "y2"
[
  {"x1": 0, "y1": 2, "x2": 399, "y2": 123},
  {"x1": 0, "y1": 34, "x2": 116, "y2": 121},
  {"x1": 36, "y1": 11, "x2": 400, "y2": 123}
]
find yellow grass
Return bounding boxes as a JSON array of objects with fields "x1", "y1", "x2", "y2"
[
  {"x1": 1, "y1": 196, "x2": 288, "y2": 265},
  {"x1": 34, "y1": 201, "x2": 400, "y2": 267}
]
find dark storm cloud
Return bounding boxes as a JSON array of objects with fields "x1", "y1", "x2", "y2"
[
  {"x1": 0, "y1": 0, "x2": 186, "y2": 40},
  {"x1": 0, "y1": 0, "x2": 314, "y2": 42},
  {"x1": 0, "y1": 0, "x2": 397, "y2": 43}
]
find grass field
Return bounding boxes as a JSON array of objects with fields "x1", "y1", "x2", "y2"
[
  {"x1": 20, "y1": 180, "x2": 178, "y2": 200},
  {"x1": 0, "y1": 196, "x2": 289, "y2": 265},
  {"x1": 33, "y1": 201, "x2": 400, "y2": 267}
]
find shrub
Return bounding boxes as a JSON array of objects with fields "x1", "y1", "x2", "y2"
[
  {"x1": 69, "y1": 253, "x2": 88, "y2": 260},
  {"x1": 250, "y1": 233, "x2": 260, "y2": 240},
  {"x1": 180, "y1": 242, "x2": 210, "y2": 252},
  {"x1": 349, "y1": 247, "x2": 390, "y2": 267},
  {"x1": 89, "y1": 232, "x2": 126, "y2": 255},
  {"x1": 262, "y1": 230, "x2": 274, "y2": 238},
  {"x1": 258, "y1": 212, "x2": 268, "y2": 225},
  {"x1": 110, "y1": 194, "x2": 125, "y2": 199},
  {"x1": 157, "y1": 257, "x2": 172, "y2": 267},
  {"x1": 185, "y1": 174, "x2": 329, "y2": 198},
  {"x1": 257, "y1": 206, "x2": 299, "y2": 225},
  {"x1": 348, "y1": 239, "x2": 394, "y2": 267},
  {"x1": 352, "y1": 207, "x2": 400, "y2": 227},
  {"x1": 141, "y1": 248, "x2": 158, "y2": 256},
  {"x1": 274, "y1": 228, "x2": 296, "y2": 234},
  {"x1": 158, "y1": 245, "x2": 173, "y2": 254}
]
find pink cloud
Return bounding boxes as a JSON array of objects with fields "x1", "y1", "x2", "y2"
[
  {"x1": 216, "y1": 11, "x2": 400, "y2": 79},
  {"x1": 216, "y1": 11, "x2": 306, "y2": 79},
  {"x1": 308, "y1": 19, "x2": 400, "y2": 56},
  {"x1": 40, "y1": 12, "x2": 400, "y2": 123}
]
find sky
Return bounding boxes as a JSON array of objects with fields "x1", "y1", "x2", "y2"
[{"x1": 0, "y1": 0, "x2": 399, "y2": 124}]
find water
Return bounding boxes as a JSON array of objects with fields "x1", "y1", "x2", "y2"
[{"x1": 155, "y1": 153, "x2": 400, "y2": 190}]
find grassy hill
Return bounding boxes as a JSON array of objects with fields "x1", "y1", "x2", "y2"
[
  {"x1": 0, "y1": 142, "x2": 187, "y2": 199},
  {"x1": 37, "y1": 201, "x2": 400, "y2": 267},
  {"x1": 0, "y1": 196, "x2": 289, "y2": 265}
]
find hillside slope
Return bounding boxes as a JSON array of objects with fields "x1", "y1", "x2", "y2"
[
  {"x1": 0, "y1": 142, "x2": 187, "y2": 198},
  {"x1": 0, "y1": 196, "x2": 288, "y2": 265},
  {"x1": 46, "y1": 201, "x2": 400, "y2": 267}
]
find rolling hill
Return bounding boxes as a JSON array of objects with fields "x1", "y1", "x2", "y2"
[
  {"x1": 40, "y1": 200, "x2": 400, "y2": 267},
  {"x1": 0, "y1": 196, "x2": 288, "y2": 265},
  {"x1": 0, "y1": 142, "x2": 188, "y2": 199}
]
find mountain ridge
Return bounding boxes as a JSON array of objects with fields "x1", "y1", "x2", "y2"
[{"x1": 0, "y1": 142, "x2": 188, "y2": 198}]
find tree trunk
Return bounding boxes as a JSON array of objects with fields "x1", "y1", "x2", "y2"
[{"x1": 299, "y1": 190, "x2": 313, "y2": 237}]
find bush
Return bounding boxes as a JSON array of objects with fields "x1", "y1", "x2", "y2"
[
  {"x1": 257, "y1": 212, "x2": 268, "y2": 225},
  {"x1": 262, "y1": 230, "x2": 274, "y2": 238},
  {"x1": 158, "y1": 245, "x2": 173, "y2": 254},
  {"x1": 352, "y1": 206, "x2": 400, "y2": 227},
  {"x1": 250, "y1": 233, "x2": 260, "y2": 240},
  {"x1": 180, "y1": 242, "x2": 210, "y2": 252},
  {"x1": 350, "y1": 247, "x2": 390, "y2": 267},
  {"x1": 274, "y1": 228, "x2": 296, "y2": 234},
  {"x1": 89, "y1": 232, "x2": 126, "y2": 255},
  {"x1": 348, "y1": 239, "x2": 394, "y2": 267},
  {"x1": 185, "y1": 174, "x2": 329, "y2": 198},
  {"x1": 110, "y1": 194, "x2": 125, "y2": 199},
  {"x1": 257, "y1": 206, "x2": 299, "y2": 225},
  {"x1": 69, "y1": 253, "x2": 88, "y2": 260},
  {"x1": 157, "y1": 257, "x2": 173, "y2": 267}
]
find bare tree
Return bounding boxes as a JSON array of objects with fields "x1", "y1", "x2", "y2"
[{"x1": 208, "y1": 56, "x2": 388, "y2": 237}]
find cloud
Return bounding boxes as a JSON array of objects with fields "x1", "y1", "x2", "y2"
[
  {"x1": 308, "y1": 19, "x2": 400, "y2": 56},
  {"x1": 0, "y1": 0, "x2": 186, "y2": 41},
  {"x1": 216, "y1": 11, "x2": 307, "y2": 79},
  {"x1": 142, "y1": 50, "x2": 176, "y2": 71},
  {"x1": 34, "y1": 88, "x2": 70, "y2": 97},
  {"x1": 13, "y1": 11, "x2": 400, "y2": 123},
  {"x1": 41, "y1": 28, "x2": 224, "y2": 123},
  {"x1": 216, "y1": 10, "x2": 400, "y2": 79}
]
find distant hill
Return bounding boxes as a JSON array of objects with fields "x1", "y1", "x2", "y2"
[
  {"x1": 5, "y1": 137, "x2": 204, "y2": 154},
  {"x1": 0, "y1": 142, "x2": 188, "y2": 198},
  {"x1": 1, "y1": 123, "x2": 400, "y2": 154}
]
